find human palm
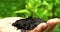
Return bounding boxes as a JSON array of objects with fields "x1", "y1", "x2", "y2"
[{"x1": 0, "y1": 17, "x2": 60, "y2": 32}]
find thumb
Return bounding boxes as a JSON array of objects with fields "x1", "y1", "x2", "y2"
[{"x1": 31, "y1": 23, "x2": 47, "y2": 32}]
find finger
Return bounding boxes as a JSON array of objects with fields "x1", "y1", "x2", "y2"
[
  {"x1": 31, "y1": 23, "x2": 47, "y2": 32},
  {"x1": 47, "y1": 23, "x2": 56, "y2": 32},
  {"x1": 43, "y1": 18, "x2": 60, "y2": 32},
  {"x1": 47, "y1": 18, "x2": 60, "y2": 24}
]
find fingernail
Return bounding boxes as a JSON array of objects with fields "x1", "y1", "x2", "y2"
[
  {"x1": 42, "y1": 23, "x2": 47, "y2": 29},
  {"x1": 39, "y1": 23, "x2": 47, "y2": 29}
]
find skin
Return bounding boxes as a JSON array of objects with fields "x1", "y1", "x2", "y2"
[
  {"x1": 29, "y1": 18, "x2": 60, "y2": 32},
  {"x1": 0, "y1": 17, "x2": 60, "y2": 32}
]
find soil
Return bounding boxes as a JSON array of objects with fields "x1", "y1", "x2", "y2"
[{"x1": 12, "y1": 17, "x2": 46, "y2": 30}]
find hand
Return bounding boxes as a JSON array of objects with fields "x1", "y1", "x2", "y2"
[
  {"x1": 29, "y1": 18, "x2": 60, "y2": 32},
  {"x1": 0, "y1": 17, "x2": 60, "y2": 32}
]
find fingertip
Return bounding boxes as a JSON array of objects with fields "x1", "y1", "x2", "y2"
[
  {"x1": 33, "y1": 23, "x2": 47, "y2": 32},
  {"x1": 38, "y1": 23, "x2": 47, "y2": 28},
  {"x1": 47, "y1": 18, "x2": 60, "y2": 25}
]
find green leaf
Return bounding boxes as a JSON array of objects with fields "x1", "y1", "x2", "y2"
[
  {"x1": 25, "y1": 0, "x2": 41, "y2": 9},
  {"x1": 15, "y1": 9, "x2": 31, "y2": 18},
  {"x1": 15, "y1": 9, "x2": 29, "y2": 13},
  {"x1": 42, "y1": 1, "x2": 53, "y2": 10}
]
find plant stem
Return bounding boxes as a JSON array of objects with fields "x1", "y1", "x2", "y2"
[
  {"x1": 52, "y1": 0, "x2": 56, "y2": 18},
  {"x1": 30, "y1": 9, "x2": 33, "y2": 17}
]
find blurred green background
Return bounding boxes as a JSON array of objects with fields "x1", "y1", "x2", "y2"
[{"x1": 0, "y1": 0, "x2": 60, "y2": 32}]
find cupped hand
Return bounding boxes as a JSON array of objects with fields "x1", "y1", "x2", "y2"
[
  {"x1": 29, "y1": 18, "x2": 60, "y2": 32},
  {"x1": 0, "y1": 17, "x2": 60, "y2": 32}
]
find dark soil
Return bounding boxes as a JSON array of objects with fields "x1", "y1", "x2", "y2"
[{"x1": 12, "y1": 17, "x2": 46, "y2": 30}]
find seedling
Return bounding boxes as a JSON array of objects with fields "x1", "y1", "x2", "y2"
[{"x1": 12, "y1": 0, "x2": 47, "y2": 30}]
